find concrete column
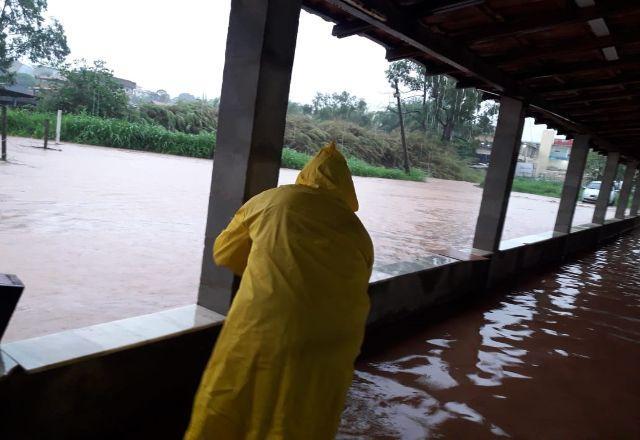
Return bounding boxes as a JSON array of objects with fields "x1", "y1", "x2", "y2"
[
  {"x1": 198, "y1": 0, "x2": 301, "y2": 313},
  {"x1": 554, "y1": 135, "x2": 590, "y2": 233},
  {"x1": 630, "y1": 173, "x2": 640, "y2": 216},
  {"x1": 535, "y1": 129, "x2": 555, "y2": 177},
  {"x1": 592, "y1": 152, "x2": 620, "y2": 224},
  {"x1": 615, "y1": 161, "x2": 638, "y2": 219},
  {"x1": 473, "y1": 96, "x2": 526, "y2": 252}
]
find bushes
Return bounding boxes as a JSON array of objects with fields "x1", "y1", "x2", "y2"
[
  {"x1": 511, "y1": 177, "x2": 563, "y2": 198},
  {"x1": 134, "y1": 102, "x2": 218, "y2": 134},
  {"x1": 7, "y1": 109, "x2": 426, "y2": 182},
  {"x1": 478, "y1": 177, "x2": 564, "y2": 198},
  {"x1": 283, "y1": 114, "x2": 480, "y2": 182},
  {"x1": 7, "y1": 109, "x2": 215, "y2": 158},
  {"x1": 281, "y1": 148, "x2": 426, "y2": 182}
]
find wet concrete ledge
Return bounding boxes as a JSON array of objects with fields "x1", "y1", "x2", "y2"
[{"x1": 1, "y1": 216, "x2": 638, "y2": 438}]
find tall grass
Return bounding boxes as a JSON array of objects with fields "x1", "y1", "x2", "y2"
[
  {"x1": 511, "y1": 177, "x2": 563, "y2": 198},
  {"x1": 7, "y1": 109, "x2": 426, "y2": 182},
  {"x1": 7, "y1": 109, "x2": 215, "y2": 158},
  {"x1": 282, "y1": 148, "x2": 426, "y2": 182}
]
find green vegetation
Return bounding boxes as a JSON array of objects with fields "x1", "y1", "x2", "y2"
[
  {"x1": 7, "y1": 110, "x2": 215, "y2": 158},
  {"x1": 6, "y1": 109, "x2": 425, "y2": 181},
  {"x1": 11, "y1": 57, "x2": 497, "y2": 183},
  {"x1": 511, "y1": 177, "x2": 564, "y2": 198},
  {"x1": 134, "y1": 101, "x2": 218, "y2": 134},
  {"x1": 38, "y1": 60, "x2": 129, "y2": 118},
  {"x1": 284, "y1": 115, "x2": 481, "y2": 183},
  {"x1": 281, "y1": 148, "x2": 426, "y2": 181},
  {"x1": 0, "y1": 1, "x2": 69, "y2": 84}
]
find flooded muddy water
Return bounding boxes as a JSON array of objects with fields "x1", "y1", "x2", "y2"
[
  {"x1": 339, "y1": 230, "x2": 640, "y2": 439},
  {"x1": 0, "y1": 138, "x2": 615, "y2": 340}
]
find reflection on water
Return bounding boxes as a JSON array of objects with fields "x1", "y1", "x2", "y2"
[{"x1": 340, "y1": 231, "x2": 640, "y2": 439}]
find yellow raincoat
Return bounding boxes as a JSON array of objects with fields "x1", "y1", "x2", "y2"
[{"x1": 185, "y1": 143, "x2": 373, "y2": 440}]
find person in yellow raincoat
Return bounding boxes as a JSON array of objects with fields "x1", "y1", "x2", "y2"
[{"x1": 185, "y1": 142, "x2": 373, "y2": 440}]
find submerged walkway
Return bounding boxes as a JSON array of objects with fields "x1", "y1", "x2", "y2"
[{"x1": 340, "y1": 231, "x2": 640, "y2": 439}]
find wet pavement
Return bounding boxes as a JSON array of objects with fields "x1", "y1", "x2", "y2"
[
  {"x1": 0, "y1": 138, "x2": 616, "y2": 340},
  {"x1": 339, "y1": 230, "x2": 640, "y2": 439}
]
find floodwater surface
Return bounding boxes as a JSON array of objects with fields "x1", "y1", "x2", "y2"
[
  {"x1": 0, "y1": 138, "x2": 615, "y2": 340},
  {"x1": 339, "y1": 230, "x2": 640, "y2": 439}
]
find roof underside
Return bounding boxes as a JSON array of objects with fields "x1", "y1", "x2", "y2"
[{"x1": 302, "y1": 0, "x2": 640, "y2": 160}]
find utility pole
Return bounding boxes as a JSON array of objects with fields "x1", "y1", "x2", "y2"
[
  {"x1": 1, "y1": 105, "x2": 7, "y2": 161},
  {"x1": 394, "y1": 79, "x2": 410, "y2": 174},
  {"x1": 43, "y1": 119, "x2": 49, "y2": 150}
]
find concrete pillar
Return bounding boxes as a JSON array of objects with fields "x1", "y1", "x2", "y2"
[
  {"x1": 630, "y1": 173, "x2": 640, "y2": 216},
  {"x1": 473, "y1": 96, "x2": 526, "y2": 252},
  {"x1": 535, "y1": 129, "x2": 555, "y2": 177},
  {"x1": 55, "y1": 110, "x2": 62, "y2": 144},
  {"x1": 592, "y1": 152, "x2": 620, "y2": 224},
  {"x1": 554, "y1": 135, "x2": 590, "y2": 233},
  {"x1": 198, "y1": 0, "x2": 301, "y2": 313},
  {"x1": 615, "y1": 161, "x2": 638, "y2": 219}
]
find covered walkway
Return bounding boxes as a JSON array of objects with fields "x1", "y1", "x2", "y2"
[{"x1": 1, "y1": 1, "x2": 639, "y2": 438}]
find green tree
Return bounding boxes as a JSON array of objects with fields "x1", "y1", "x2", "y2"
[
  {"x1": 384, "y1": 60, "x2": 496, "y2": 143},
  {"x1": 311, "y1": 91, "x2": 371, "y2": 126},
  {"x1": 39, "y1": 60, "x2": 128, "y2": 118},
  {"x1": 0, "y1": 0, "x2": 69, "y2": 83},
  {"x1": 584, "y1": 150, "x2": 607, "y2": 182}
]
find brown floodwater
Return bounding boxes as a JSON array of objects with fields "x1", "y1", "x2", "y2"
[
  {"x1": 0, "y1": 138, "x2": 617, "y2": 340},
  {"x1": 339, "y1": 230, "x2": 640, "y2": 439}
]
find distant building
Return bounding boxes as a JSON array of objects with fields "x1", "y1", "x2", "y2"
[
  {"x1": 115, "y1": 77, "x2": 137, "y2": 93},
  {"x1": 548, "y1": 139, "x2": 573, "y2": 170},
  {"x1": 474, "y1": 130, "x2": 572, "y2": 179},
  {"x1": 0, "y1": 85, "x2": 37, "y2": 106}
]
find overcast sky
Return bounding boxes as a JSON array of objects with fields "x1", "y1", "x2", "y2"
[{"x1": 46, "y1": 0, "x2": 547, "y2": 141}]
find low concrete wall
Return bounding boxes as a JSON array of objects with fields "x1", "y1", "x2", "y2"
[
  {"x1": 0, "y1": 325, "x2": 221, "y2": 439},
  {"x1": 1, "y1": 216, "x2": 638, "y2": 439}
]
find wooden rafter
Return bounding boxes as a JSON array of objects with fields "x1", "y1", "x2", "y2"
[
  {"x1": 454, "y1": 1, "x2": 640, "y2": 43},
  {"x1": 515, "y1": 57, "x2": 640, "y2": 81},
  {"x1": 332, "y1": 19, "x2": 374, "y2": 38},
  {"x1": 487, "y1": 32, "x2": 639, "y2": 66},
  {"x1": 537, "y1": 75, "x2": 640, "y2": 95}
]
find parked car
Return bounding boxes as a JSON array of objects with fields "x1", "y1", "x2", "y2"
[{"x1": 582, "y1": 181, "x2": 620, "y2": 205}]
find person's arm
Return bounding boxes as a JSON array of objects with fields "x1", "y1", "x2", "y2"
[{"x1": 213, "y1": 207, "x2": 252, "y2": 276}]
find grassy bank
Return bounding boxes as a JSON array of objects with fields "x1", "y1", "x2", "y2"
[
  {"x1": 282, "y1": 148, "x2": 426, "y2": 181},
  {"x1": 7, "y1": 109, "x2": 425, "y2": 182},
  {"x1": 284, "y1": 115, "x2": 481, "y2": 183},
  {"x1": 511, "y1": 177, "x2": 563, "y2": 198},
  {"x1": 7, "y1": 110, "x2": 215, "y2": 158}
]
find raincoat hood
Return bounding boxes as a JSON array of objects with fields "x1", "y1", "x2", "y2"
[{"x1": 295, "y1": 142, "x2": 359, "y2": 212}]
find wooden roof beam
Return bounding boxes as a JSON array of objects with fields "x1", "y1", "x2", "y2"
[
  {"x1": 407, "y1": 0, "x2": 485, "y2": 16},
  {"x1": 569, "y1": 105, "x2": 640, "y2": 117},
  {"x1": 514, "y1": 57, "x2": 640, "y2": 81},
  {"x1": 487, "y1": 32, "x2": 639, "y2": 66},
  {"x1": 332, "y1": 19, "x2": 375, "y2": 38},
  {"x1": 538, "y1": 75, "x2": 640, "y2": 95},
  {"x1": 455, "y1": 2, "x2": 640, "y2": 44},
  {"x1": 385, "y1": 46, "x2": 422, "y2": 61},
  {"x1": 597, "y1": 127, "x2": 640, "y2": 134},
  {"x1": 550, "y1": 91, "x2": 640, "y2": 106}
]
